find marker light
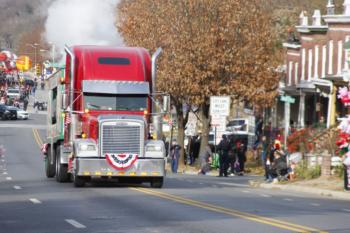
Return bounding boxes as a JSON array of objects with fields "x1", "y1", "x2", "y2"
[
  {"x1": 61, "y1": 112, "x2": 65, "y2": 118},
  {"x1": 81, "y1": 133, "x2": 87, "y2": 139},
  {"x1": 144, "y1": 110, "x2": 148, "y2": 115},
  {"x1": 60, "y1": 77, "x2": 65, "y2": 84},
  {"x1": 84, "y1": 108, "x2": 89, "y2": 114}
]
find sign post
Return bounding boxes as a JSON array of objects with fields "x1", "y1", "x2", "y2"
[
  {"x1": 280, "y1": 95, "x2": 295, "y2": 149},
  {"x1": 210, "y1": 96, "x2": 230, "y2": 151}
]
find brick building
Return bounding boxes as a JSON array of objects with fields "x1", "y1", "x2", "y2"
[{"x1": 281, "y1": 0, "x2": 350, "y2": 130}]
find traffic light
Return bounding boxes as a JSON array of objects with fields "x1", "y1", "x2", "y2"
[{"x1": 36, "y1": 64, "x2": 41, "y2": 76}]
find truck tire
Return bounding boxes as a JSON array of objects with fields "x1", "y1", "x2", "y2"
[
  {"x1": 73, "y1": 173, "x2": 85, "y2": 187},
  {"x1": 55, "y1": 145, "x2": 70, "y2": 182},
  {"x1": 45, "y1": 145, "x2": 56, "y2": 178},
  {"x1": 150, "y1": 177, "x2": 163, "y2": 188}
]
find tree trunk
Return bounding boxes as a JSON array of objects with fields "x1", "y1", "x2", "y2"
[
  {"x1": 199, "y1": 102, "x2": 210, "y2": 158},
  {"x1": 174, "y1": 102, "x2": 187, "y2": 172}
]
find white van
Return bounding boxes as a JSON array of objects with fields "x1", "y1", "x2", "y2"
[{"x1": 7, "y1": 88, "x2": 21, "y2": 99}]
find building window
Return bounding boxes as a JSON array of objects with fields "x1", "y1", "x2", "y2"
[
  {"x1": 302, "y1": 48, "x2": 306, "y2": 80},
  {"x1": 314, "y1": 46, "x2": 319, "y2": 79},
  {"x1": 308, "y1": 49, "x2": 313, "y2": 80},
  {"x1": 338, "y1": 40, "x2": 343, "y2": 75},
  {"x1": 328, "y1": 40, "x2": 333, "y2": 75},
  {"x1": 295, "y1": 62, "x2": 299, "y2": 85},
  {"x1": 322, "y1": 45, "x2": 327, "y2": 77},
  {"x1": 288, "y1": 61, "x2": 293, "y2": 85}
]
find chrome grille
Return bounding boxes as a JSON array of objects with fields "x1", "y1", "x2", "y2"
[{"x1": 101, "y1": 122, "x2": 142, "y2": 155}]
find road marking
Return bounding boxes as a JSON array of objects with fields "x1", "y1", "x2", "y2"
[
  {"x1": 212, "y1": 185, "x2": 218, "y2": 188},
  {"x1": 260, "y1": 194, "x2": 271, "y2": 198},
  {"x1": 283, "y1": 198, "x2": 293, "y2": 202},
  {"x1": 242, "y1": 190, "x2": 251, "y2": 193},
  {"x1": 3, "y1": 172, "x2": 8, "y2": 175},
  {"x1": 199, "y1": 182, "x2": 204, "y2": 185},
  {"x1": 311, "y1": 203, "x2": 320, "y2": 207},
  {"x1": 32, "y1": 128, "x2": 43, "y2": 147},
  {"x1": 342, "y1": 209, "x2": 350, "y2": 212},
  {"x1": 131, "y1": 188, "x2": 326, "y2": 233},
  {"x1": 218, "y1": 182, "x2": 250, "y2": 188},
  {"x1": 6, "y1": 177, "x2": 12, "y2": 180},
  {"x1": 29, "y1": 198, "x2": 41, "y2": 204},
  {"x1": 13, "y1": 185, "x2": 22, "y2": 190},
  {"x1": 65, "y1": 219, "x2": 86, "y2": 229}
]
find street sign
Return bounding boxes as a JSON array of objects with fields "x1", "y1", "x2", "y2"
[
  {"x1": 281, "y1": 95, "x2": 295, "y2": 104},
  {"x1": 210, "y1": 96, "x2": 230, "y2": 116},
  {"x1": 211, "y1": 115, "x2": 227, "y2": 132}
]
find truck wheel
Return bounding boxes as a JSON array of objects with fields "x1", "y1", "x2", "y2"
[
  {"x1": 150, "y1": 177, "x2": 163, "y2": 188},
  {"x1": 45, "y1": 145, "x2": 56, "y2": 178},
  {"x1": 73, "y1": 173, "x2": 85, "y2": 187},
  {"x1": 55, "y1": 145, "x2": 70, "y2": 182}
]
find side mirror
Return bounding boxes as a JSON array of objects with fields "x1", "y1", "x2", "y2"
[
  {"x1": 62, "y1": 93, "x2": 67, "y2": 109},
  {"x1": 162, "y1": 95, "x2": 170, "y2": 113}
]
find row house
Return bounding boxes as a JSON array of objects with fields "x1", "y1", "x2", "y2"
[{"x1": 281, "y1": 0, "x2": 350, "y2": 130}]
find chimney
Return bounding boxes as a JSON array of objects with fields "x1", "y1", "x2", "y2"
[
  {"x1": 327, "y1": 0, "x2": 335, "y2": 15},
  {"x1": 345, "y1": 0, "x2": 350, "y2": 15},
  {"x1": 312, "y1": 10, "x2": 322, "y2": 26},
  {"x1": 299, "y1": 11, "x2": 309, "y2": 26}
]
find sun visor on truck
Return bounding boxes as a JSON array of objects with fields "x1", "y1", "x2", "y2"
[{"x1": 82, "y1": 80, "x2": 150, "y2": 95}]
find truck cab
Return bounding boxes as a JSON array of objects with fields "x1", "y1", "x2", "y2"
[{"x1": 44, "y1": 46, "x2": 167, "y2": 188}]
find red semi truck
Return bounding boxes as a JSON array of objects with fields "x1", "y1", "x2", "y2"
[{"x1": 44, "y1": 45, "x2": 167, "y2": 188}]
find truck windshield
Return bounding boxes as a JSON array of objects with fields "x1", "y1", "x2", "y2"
[{"x1": 84, "y1": 93, "x2": 147, "y2": 111}]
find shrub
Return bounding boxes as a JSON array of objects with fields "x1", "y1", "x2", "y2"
[
  {"x1": 295, "y1": 161, "x2": 321, "y2": 180},
  {"x1": 333, "y1": 165, "x2": 344, "y2": 178}
]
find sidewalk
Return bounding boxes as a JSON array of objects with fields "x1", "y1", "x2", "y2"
[{"x1": 249, "y1": 177, "x2": 350, "y2": 201}]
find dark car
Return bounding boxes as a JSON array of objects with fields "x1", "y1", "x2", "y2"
[{"x1": 0, "y1": 104, "x2": 17, "y2": 120}]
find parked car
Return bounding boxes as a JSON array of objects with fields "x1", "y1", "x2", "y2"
[
  {"x1": 6, "y1": 88, "x2": 21, "y2": 99},
  {"x1": 14, "y1": 107, "x2": 29, "y2": 120},
  {"x1": 0, "y1": 104, "x2": 17, "y2": 120}
]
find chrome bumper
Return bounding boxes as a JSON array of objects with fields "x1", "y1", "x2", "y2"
[{"x1": 75, "y1": 157, "x2": 165, "y2": 177}]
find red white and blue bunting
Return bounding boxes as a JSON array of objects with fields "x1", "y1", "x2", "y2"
[{"x1": 105, "y1": 153, "x2": 138, "y2": 170}]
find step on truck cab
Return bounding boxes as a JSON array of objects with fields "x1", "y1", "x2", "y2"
[{"x1": 44, "y1": 46, "x2": 168, "y2": 188}]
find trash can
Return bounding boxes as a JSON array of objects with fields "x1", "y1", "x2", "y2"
[{"x1": 211, "y1": 153, "x2": 219, "y2": 169}]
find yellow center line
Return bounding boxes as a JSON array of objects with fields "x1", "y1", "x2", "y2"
[
  {"x1": 131, "y1": 188, "x2": 327, "y2": 233},
  {"x1": 32, "y1": 128, "x2": 43, "y2": 147}
]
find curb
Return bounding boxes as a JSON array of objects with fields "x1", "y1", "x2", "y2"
[{"x1": 249, "y1": 180, "x2": 350, "y2": 201}]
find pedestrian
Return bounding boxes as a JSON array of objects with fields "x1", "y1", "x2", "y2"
[
  {"x1": 23, "y1": 97, "x2": 29, "y2": 111},
  {"x1": 170, "y1": 140, "x2": 181, "y2": 173},
  {"x1": 198, "y1": 144, "x2": 213, "y2": 175},
  {"x1": 343, "y1": 156, "x2": 350, "y2": 191},
  {"x1": 217, "y1": 134, "x2": 230, "y2": 177},
  {"x1": 235, "y1": 140, "x2": 246, "y2": 176},
  {"x1": 261, "y1": 136, "x2": 269, "y2": 180}
]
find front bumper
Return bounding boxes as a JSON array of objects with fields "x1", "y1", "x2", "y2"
[{"x1": 75, "y1": 157, "x2": 165, "y2": 177}]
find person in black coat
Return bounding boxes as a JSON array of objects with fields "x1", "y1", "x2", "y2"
[{"x1": 217, "y1": 135, "x2": 231, "y2": 177}]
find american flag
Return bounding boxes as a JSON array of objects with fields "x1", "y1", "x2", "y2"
[{"x1": 64, "y1": 114, "x2": 71, "y2": 127}]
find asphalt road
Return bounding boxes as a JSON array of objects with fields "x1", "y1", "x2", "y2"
[{"x1": 1, "y1": 117, "x2": 350, "y2": 233}]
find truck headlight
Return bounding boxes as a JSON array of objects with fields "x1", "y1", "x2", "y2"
[
  {"x1": 76, "y1": 142, "x2": 97, "y2": 157},
  {"x1": 145, "y1": 141, "x2": 165, "y2": 158}
]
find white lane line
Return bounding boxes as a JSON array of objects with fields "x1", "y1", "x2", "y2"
[
  {"x1": 212, "y1": 185, "x2": 218, "y2": 188},
  {"x1": 3, "y1": 172, "x2": 8, "y2": 175},
  {"x1": 13, "y1": 186, "x2": 22, "y2": 190},
  {"x1": 6, "y1": 177, "x2": 12, "y2": 180},
  {"x1": 242, "y1": 190, "x2": 251, "y2": 193},
  {"x1": 342, "y1": 209, "x2": 350, "y2": 212},
  {"x1": 29, "y1": 198, "x2": 42, "y2": 204},
  {"x1": 65, "y1": 219, "x2": 86, "y2": 229},
  {"x1": 199, "y1": 182, "x2": 204, "y2": 185},
  {"x1": 218, "y1": 182, "x2": 250, "y2": 188},
  {"x1": 283, "y1": 198, "x2": 293, "y2": 202},
  {"x1": 260, "y1": 194, "x2": 271, "y2": 198},
  {"x1": 310, "y1": 203, "x2": 320, "y2": 206}
]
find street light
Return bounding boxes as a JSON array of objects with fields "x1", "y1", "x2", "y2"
[{"x1": 26, "y1": 43, "x2": 39, "y2": 71}]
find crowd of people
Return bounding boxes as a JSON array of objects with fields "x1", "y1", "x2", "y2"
[{"x1": 0, "y1": 72, "x2": 40, "y2": 111}]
